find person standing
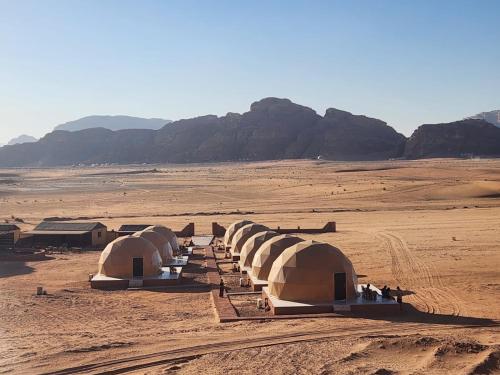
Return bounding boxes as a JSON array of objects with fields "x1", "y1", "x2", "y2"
[{"x1": 396, "y1": 286, "x2": 403, "y2": 311}]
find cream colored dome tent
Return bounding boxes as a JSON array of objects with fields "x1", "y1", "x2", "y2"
[
  {"x1": 97, "y1": 236, "x2": 162, "y2": 279},
  {"x1": 231, "y1": 223, "x2": 269, "y2": 255},
  {"x1": 268, "y1": 240, "x2": 357, "y2": 303},
  {"x1": 239, "y1": 230, "x2": 279, "y2": 268},
  {"x1": 251, "y1": 234, "x2": 304, "y2": 281},
  {"x1": 133, "y1": 230, "x2": 173, "y2": 264},
  {"x1": 223, "y1": 220, "x2": 253, "y2": 247},
  {"x1": 146, "y1": 225, "x2": 179, "y2": 253}
]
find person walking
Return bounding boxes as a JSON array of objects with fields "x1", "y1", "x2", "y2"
[{"x1": 219, "y1": 279, "x2": 225, "y2": 297}]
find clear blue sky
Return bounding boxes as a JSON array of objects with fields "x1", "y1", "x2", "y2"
[{"x1": 1, "y1": 0, "x2": 499, "y2": 144}]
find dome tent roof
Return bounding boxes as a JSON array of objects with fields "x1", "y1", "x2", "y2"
[
  {"x1": 231, "y1": 223, "x2": 269, "y2": 254},
  {"x1": 97, "y1": 236, "x2": 162, "y2": 279},
  {"x1": 146, "y1": 225, "x2": 179, "y2": 252},
  {"x1": 268, "y1": 240, "x2": 357, "y2": 303},
  {"x1": 223, "y1": 219, "x2": 253, "y2": 247},
  {"x1": 133, "y1": 230, "x2": 173, "y2": 264},
  {"x1": 239, "y1": 230, "x2": 280, "y2": 268},
  {"x1": 251, "y1": 234, "x2": 304, "y2": 281}
]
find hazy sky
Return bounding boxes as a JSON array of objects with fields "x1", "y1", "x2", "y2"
[{"x1": 1, "y1": 0, "x2": 499, "y2": 144}]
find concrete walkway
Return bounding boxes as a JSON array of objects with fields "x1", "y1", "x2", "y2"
[{"x1": 205, "y1": 246, "x2": 239, "y2": 321}]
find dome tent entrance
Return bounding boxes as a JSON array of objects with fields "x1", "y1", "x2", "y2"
[
  {"x1": 97, "y1": 236, "x2": 162, "y2": 279},
  {"x1": 268, "y1": 240, "x2": 358, "y2": 303},
  {"x1": 91, "y1": 235, "x2": 183, "y2": 289}
]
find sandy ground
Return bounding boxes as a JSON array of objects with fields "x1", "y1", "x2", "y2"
[{"x1": 0, "y1": 159, "x2": 499, "y2": 374}]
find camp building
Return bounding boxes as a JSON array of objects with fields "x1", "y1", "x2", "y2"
[
  {"x1": 0, "y1": 224, "x2": 21, "y2": 249},
  {"x1": 25, "y1": 221, "x2": 108, "y2": 248}
]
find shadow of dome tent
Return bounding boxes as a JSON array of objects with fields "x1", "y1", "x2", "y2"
[
  {"x1": 97, "y1": 236, "x2": 162, "y2": 279},
  {"x1": 223, "y1": 219, "x2": 254, "y2": 248},
  {"x1": 268, "y1": 240, "x2": 358, "y2": 303},
  {"x1": 251, "y1": 234, "x2": 304, "y2": 281},
  {"x1": 146, "y1": 225, "x2": 179, "y2": 254},
  {"x1": 231, "y1": 223, "x2": 269, "y2": 256},
  {"x1": 239, "y1": 230, "x2": 280, "y2": 269},
  {"x1": 133, "y1": 230, "x2": 173, "y2": 265}
]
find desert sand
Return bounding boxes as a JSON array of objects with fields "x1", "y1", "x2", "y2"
[{"x1": 0, "y1": 159, "x2": 499, "y2": 374}]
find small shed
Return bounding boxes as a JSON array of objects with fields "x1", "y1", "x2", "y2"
[
  {"x1": 25, "y1": 221, "x2": 107, "y2": 248},
  {"x1": 0, "y1": 224, "x2": 21, "y2": 249}
]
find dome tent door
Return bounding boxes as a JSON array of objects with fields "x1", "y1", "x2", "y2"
[
  {"x1": 133, "y1": 257, "x2": 144, "y2": 278},
  {"x1": 334, "y1": 272, "x2": 346, "y2": 300}
]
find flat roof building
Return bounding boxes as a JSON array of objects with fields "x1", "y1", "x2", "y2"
[
  {"x1": 0, "y1": 224, "x2": 21, "y2": 249},
  {"x1": 117, "y1": 224, "x2": 152, "y2": 236},
  {"x1": 24, "y1": 221, "x2": 107, "y2": 248}
]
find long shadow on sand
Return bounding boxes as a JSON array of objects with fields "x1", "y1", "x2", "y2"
[
  {"x1": 0, "y1": 261, "x2": 35, "y2": 278},
  {"x1": 346, "y1": 303, "x2": 498, "y2": 328}
]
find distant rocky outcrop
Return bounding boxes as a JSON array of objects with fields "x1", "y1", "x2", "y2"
[
  {"x1": 7, "y1": 134, "x2": 38, "y2": 145},
  {"x1": 0, "y1": 97, "x2": 406, "y2": 166},
  {"x1": 466, "y1": 110, "x2": 500, "y2": 127},
  {"x1": 54, "y1": 115, "x2": 170, "y2": 132},
  {"x1": 404, "y1": 119, "x2": 500, "y2": 159}
]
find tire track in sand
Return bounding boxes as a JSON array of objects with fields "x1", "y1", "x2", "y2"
[
  {"x1": 42, "y1": 322, "x2": 453, "y2": 375},
  {"x1": 377, "y1": 232, "x2": 462, "y2": 317}
]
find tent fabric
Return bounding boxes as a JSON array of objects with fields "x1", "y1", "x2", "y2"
[
  {"x1": 239, "y1": 230, "x2": 280, "y2": 268},
  {"x1": 97, "y1": 235, "x2": 162, "y2": 278},
  {"x1": 133, "y1": 230, "x2": 173, "y2": 264},
  {"x1": 230, "y1": 223, "x2": 269, "y2": 255},
  {"x1": 223, "y1": 220, "x2": 253, "y2": 247},
  {"x1": 268, "y1": 240, "x2": 358, "y2": 303},
  {"x1": 146, "y1": 225, "x2": 179, "y2": 252},
  {"x1": 251, "y1": 234, "x2": 304, "y2": 281}
]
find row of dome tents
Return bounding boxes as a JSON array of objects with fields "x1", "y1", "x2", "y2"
[
  {"x1": 91, "y1": 225, "x2": 188, "y2": 289},
  {"x1": 223, "y1": 220, "x2": 399, "y2": 315}
]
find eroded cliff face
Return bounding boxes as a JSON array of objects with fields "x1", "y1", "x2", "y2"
[
  {"x1": 404, "y1": 119, "x2": 500, "y2": 159},
  {"x1": 0, "y1": 97, "x2": 407, "y2": 167}
]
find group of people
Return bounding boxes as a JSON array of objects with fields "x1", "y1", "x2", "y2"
[
  {"x1": 362, "y1": 284, "x2": 404, "y2": 306},
  {"x1": 361, "y1": 283, "x2": 378, "y2": 300}
]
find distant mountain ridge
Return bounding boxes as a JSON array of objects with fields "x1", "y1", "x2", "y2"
[
  {"x1": 54, "y1": 115, "x2": 171, "y2": 132},
  {"x1": 0, "y1": 98, "x2": 405, "y2": 166},
  {"x1": 466, "y1": 110, "x2": 500, "y2": 127},
  {"x1": 7, "y1": 134, "x2": 38, "y2": 145},
  {"x1": 1, "y1": 98, "x2": 500, "y2": 166}
]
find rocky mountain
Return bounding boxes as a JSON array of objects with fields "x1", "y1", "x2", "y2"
[
  {"x1": 7, "y1": 134, "x2": 38, "y2": 145},
  {"x1": 404, "y1": 119, "x2": 500, "y2": 159},
  {"x1": 54, "y1": 115, "x2": 170, "y2": 132},
  {"x1": 0, "y1": 98, "x2": 406, "y2": 167},
  {"x1": 466, "y1": 110, "x2": 500, "y2": 127}
]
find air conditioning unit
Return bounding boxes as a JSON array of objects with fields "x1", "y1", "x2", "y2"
[{"x1": 256, "y1": 298, "x2": 263, "y2": 309}]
